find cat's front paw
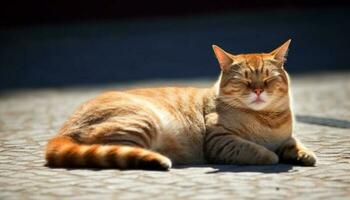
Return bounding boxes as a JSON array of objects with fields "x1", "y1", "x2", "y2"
[
  {"x1": 296, "y1": 149, "x2": 317, "y2": 166},
  {"x1": 279, "y1": 138, "x2": 317, "y2": 166},
  {"x1": 282, "y1": 147, "x2": 317, "y2": 166}
]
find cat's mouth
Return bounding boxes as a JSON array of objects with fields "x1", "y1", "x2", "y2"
[{"x1": 251, "y1": 98, "x2": 265, "y2": 104}]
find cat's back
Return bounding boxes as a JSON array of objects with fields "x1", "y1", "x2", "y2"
[
  {"x1": 74, "y1": 86, "x2": 207, "y2": 111},
  {"x1": 64, "y1": 87, "x2": 208, "y2": 129}
]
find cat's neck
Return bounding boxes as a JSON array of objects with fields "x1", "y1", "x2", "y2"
[{"x1": 214, "y1": 95, "x2": 291, "y2": 114}]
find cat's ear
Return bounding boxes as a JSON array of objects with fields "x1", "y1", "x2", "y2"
[
  {"x1": 270, "y1": 39, "x2": 291, "y2": 63},
  {"x1": 212, "y1": 45, "x2": 233, "y2": 71}
]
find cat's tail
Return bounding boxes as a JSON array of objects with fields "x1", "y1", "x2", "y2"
[{"x1": 45, "y1": 136, "x2": 172, "y2": 170}]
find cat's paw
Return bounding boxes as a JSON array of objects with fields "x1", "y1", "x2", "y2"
[
  {"x1": 296, "y1": 149, "x2": 317, "y2": 166},
  {"x1": 282, "y1": 147, "x2": 317, "y2": 166}
]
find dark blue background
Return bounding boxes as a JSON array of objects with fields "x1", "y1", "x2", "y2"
[{"x1": 1, "y1": 5, "x2": 349, "y2": 90}]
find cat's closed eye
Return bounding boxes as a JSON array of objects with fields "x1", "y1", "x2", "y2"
[
  {"x1": 264, "y1": 76, "x2": 280, "y2": 87},
  {"x1": 231, "y1": 78, "x2": 251, "y2": 88}
]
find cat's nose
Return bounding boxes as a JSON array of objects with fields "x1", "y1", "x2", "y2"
[{"x1": 254, "y1": 88, "x2": 263, "y2": 96}]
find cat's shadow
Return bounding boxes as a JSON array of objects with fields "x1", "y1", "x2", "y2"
[
  {"x1": 61, "y1": 164, "x2": 294, "y2": 173},
  {"x1": 174, "y1": 164, "x2": 294, "y2": 174}
]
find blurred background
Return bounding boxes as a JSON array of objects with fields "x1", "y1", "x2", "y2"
[{"x1": 1, "y1": 0, "x2": 349, "y2": 90}]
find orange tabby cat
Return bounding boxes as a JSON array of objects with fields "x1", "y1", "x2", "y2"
[{"x1": 46, "y1": 40, "x2": 317, "y2": 170}]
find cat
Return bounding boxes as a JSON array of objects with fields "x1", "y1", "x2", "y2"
[{"x1": 45, "y1": 40, "x2": 317, "y2": 170}]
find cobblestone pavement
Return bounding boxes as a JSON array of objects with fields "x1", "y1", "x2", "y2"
[{"x1": 0, "y1": 72, "x2": 349, "y2": 200}]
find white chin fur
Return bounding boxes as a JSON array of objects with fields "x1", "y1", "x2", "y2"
[{"x1": 246, "y1": 92, "x2": 269, "y2": 110}]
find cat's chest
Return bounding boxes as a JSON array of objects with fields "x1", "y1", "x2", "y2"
[{"x1": 244, "y1": 121, "x2": 292, "y2": 151}]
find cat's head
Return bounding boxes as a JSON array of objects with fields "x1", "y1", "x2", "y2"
[{"x1": 213, "y1": 40, "x2": 291, "y2": 111}]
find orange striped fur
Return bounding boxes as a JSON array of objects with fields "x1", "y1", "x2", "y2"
[{"x1": 45, "y1": 40, "x2": 316, "y2": 170}]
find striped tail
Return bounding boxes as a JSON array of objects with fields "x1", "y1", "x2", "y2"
[{"x1": 45, "y1": 136, "x2": 172, "y2": 170}]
